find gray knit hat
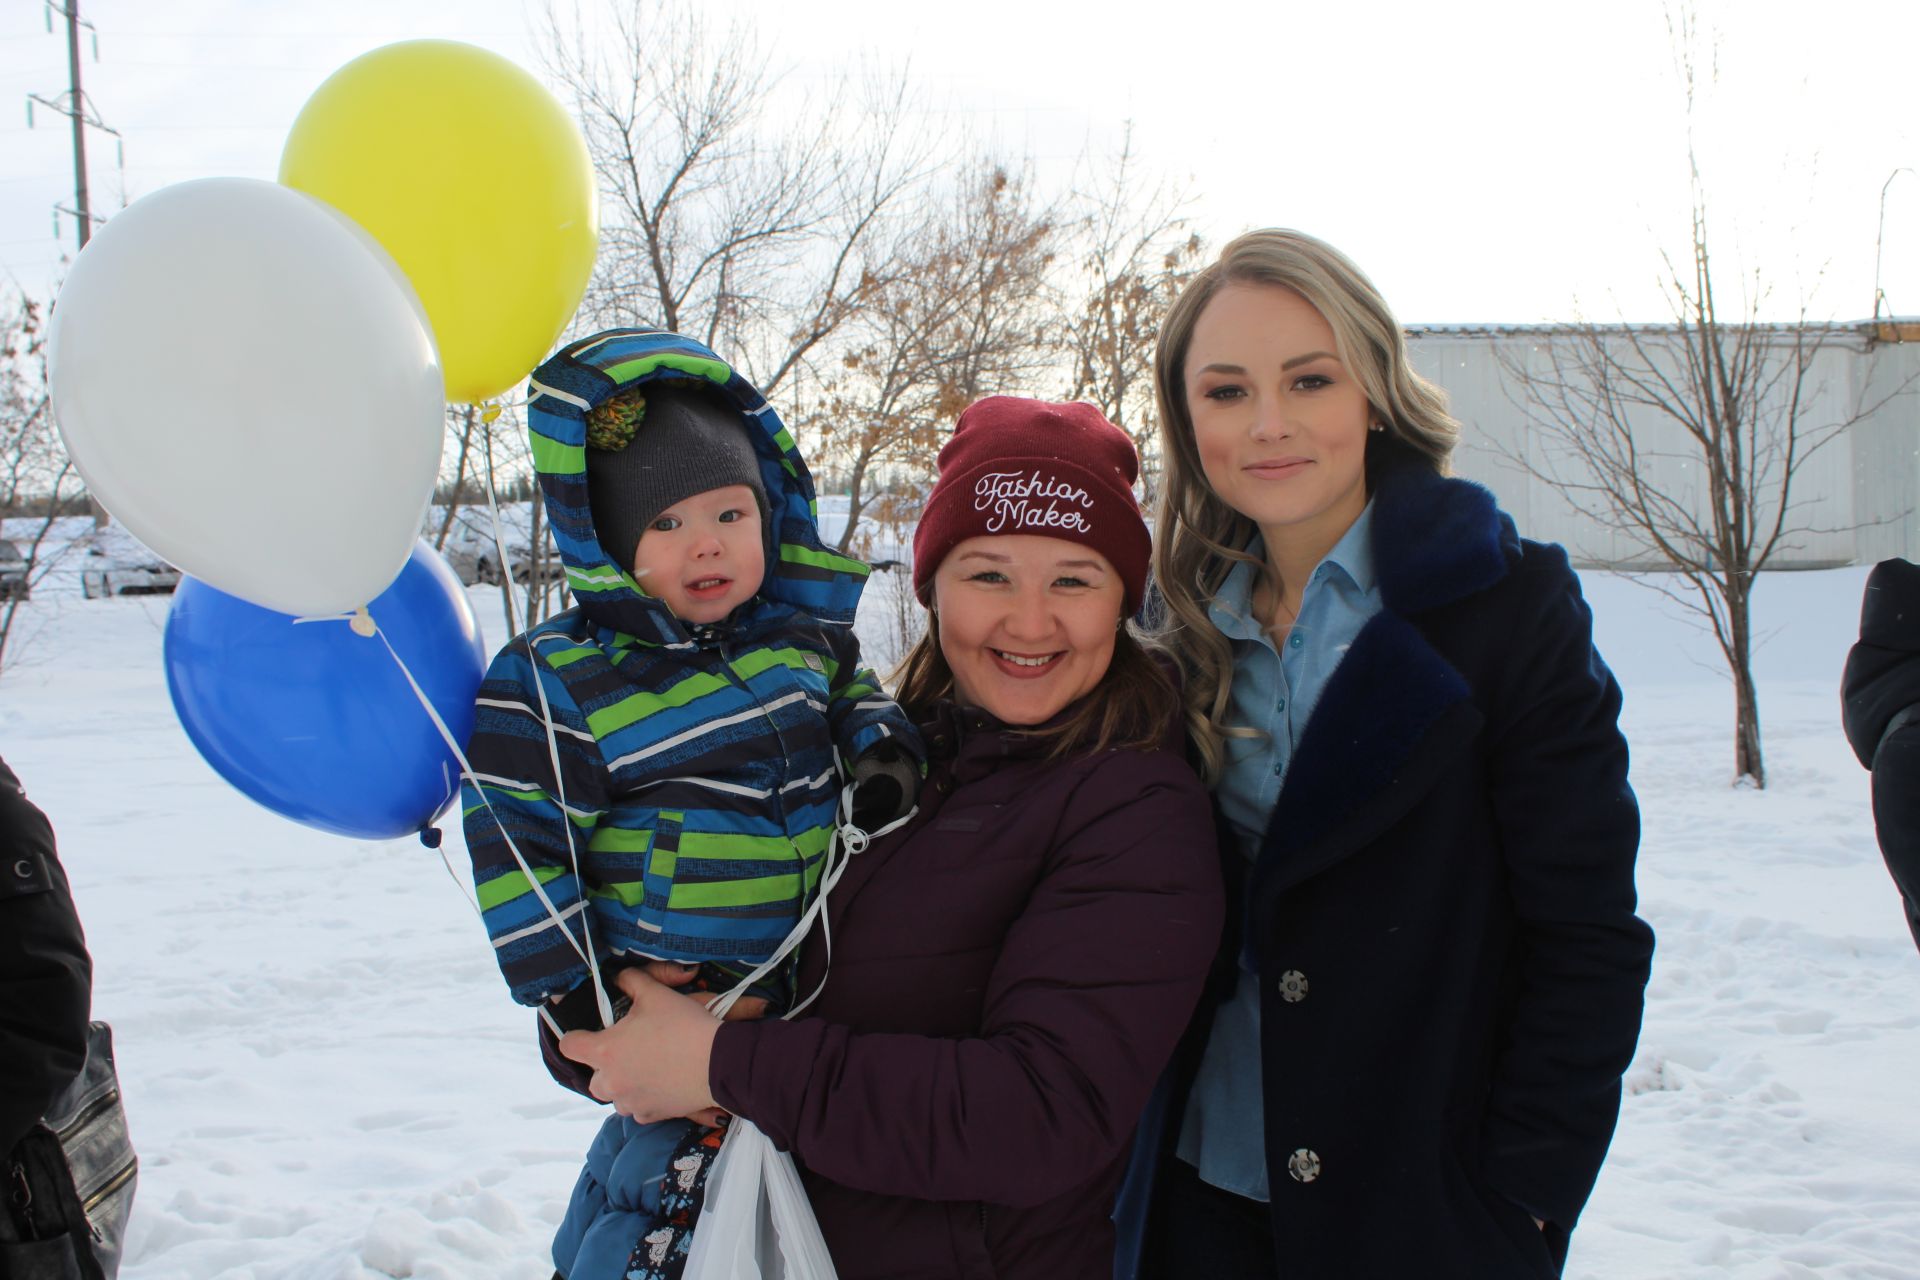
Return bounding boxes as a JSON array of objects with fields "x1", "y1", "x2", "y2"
[{"x1": 584, "y1": 380, "x2": 769, "y2": 570}]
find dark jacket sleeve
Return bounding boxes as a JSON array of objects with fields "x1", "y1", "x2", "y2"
[
  {"x1": 708, "y1": 754, "x2": 1223, "y2": 1208},
  {"x1": 1841, "y1": 558, "x2": 1920, "y2": 769},
  {"x1": 0, "y1": 757, "x2": 94, "y2": 1154},
  {"x1": 1842, "y1": 559, "x2": 1920, "y2": 945},
  {"x1": 1871, "y1": 718, "x2": 1920, "y2": 947},
  {"x1": 1478, "y1": 549, "x2": 1654, "y2": 1230}
]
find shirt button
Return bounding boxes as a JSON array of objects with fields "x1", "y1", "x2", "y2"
[
  {"x1": 1278, "y1": 970, "x2": 1309, "y2": 1003},
  {"x1": 1288, "y1": 633, "x2": 1303, "y2": 649},
  {"x1": 1271, "y1": 762, "x2": 1284, "y2": 778},
  {"x1": 1287, "y1": 1148, "x2": 1322, "y2": 1183},
  {"x1": 1275, "y1": 698, "x2": 1286, "y2": 713}
]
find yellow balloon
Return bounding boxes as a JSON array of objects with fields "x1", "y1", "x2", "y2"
[{"x1": 280, "y1": 40, "x2": 598, "y2": 404}]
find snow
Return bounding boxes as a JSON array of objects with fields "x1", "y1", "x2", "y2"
[{"x1": 4, "y1": 545, "x2": 1918, "y2": 1279}]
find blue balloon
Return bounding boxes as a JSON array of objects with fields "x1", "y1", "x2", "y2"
[{"x1": 165, "y1": 540, "x2": 488, "y2": 840}]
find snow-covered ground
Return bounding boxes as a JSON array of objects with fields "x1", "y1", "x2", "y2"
[{"x1": 3, "y1": 543, "x2": 1917, "y2": 1279}]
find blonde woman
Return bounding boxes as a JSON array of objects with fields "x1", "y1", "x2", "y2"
[{"x1": 1119, "y1": 230, "x2": 1654, "y2": 1279}]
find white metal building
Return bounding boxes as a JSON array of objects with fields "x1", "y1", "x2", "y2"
[{"x1": 1406, "y1": 321, "x2": 1920, "y2": 568}]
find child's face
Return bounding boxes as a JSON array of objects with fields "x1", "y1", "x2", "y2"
[{"x1": 629, "y1": 484, "x2": 766, "y2": 623}]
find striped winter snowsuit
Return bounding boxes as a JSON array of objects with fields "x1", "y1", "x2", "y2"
[{"x1": 460, "y1": 328, "x2": 920, "y2": 1011}]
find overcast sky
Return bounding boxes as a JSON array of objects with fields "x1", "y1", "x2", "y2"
[{"x1": 4, "y1": 0, "x2": 1918, "y2": 325}]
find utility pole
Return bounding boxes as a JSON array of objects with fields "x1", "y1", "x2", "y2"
[
  {"x1": 27, "y1": 0, "x2": 120, "y2": 253},
  {"x1": 27, "y1": 0, "x2": 120, "y2": 525},
  {"x1": 64, "y1": 0, "x2": 91, "y2": 251}
]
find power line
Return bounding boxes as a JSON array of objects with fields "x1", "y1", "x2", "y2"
[
  {"x1": 24, "y1": 0, "x2": 121, "y2": 253},
  {"x1": 24, "y1": 0, "x2": 118, "y2": 525}
]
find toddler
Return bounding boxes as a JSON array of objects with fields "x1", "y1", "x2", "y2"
[{"x1": 461, "y1": 328, "x2": 920, "y2": 1280}]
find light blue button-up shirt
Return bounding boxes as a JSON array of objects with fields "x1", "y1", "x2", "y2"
[{"x1": 1176, "y1": 502, "x2": 1382, "y2": 1201}]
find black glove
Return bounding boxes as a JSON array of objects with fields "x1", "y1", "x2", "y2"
[
  {"x1": 545, "y1": 963, "x2": 632, "y2": 1035},
  {"x1": 849, "y1": 741, "x2": 920, "y2": 831}
]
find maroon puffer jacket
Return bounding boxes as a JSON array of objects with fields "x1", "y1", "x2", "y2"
[{"x1": 710, "y1": 700, "x2": 1221, "y2": 1279}]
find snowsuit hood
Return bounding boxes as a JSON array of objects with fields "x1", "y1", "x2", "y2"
[{"x1": 527, "y1": 328, "x2": 868, "y2": 642}]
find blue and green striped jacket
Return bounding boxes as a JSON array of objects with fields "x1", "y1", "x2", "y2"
[{"x1": 461, "y1": 329, "x2": 920, "y2": 1005}]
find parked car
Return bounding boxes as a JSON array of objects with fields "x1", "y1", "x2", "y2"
[
  {"x1": 440, "y1": 512, "x2": 563, "y2": 588},
  {"x1": 79, "y1": 525, "x2": 181, "y2": 599},
  {"x1": 0, "y1": 540, "x2": 28, "y2": 602}
]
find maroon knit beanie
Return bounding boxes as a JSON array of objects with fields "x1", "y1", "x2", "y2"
[{"x1": 912, "y1": 397, "x2": 1150, "y2": 613}]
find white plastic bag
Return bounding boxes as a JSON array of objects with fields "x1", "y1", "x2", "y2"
[{"x1": 682, "y1": 1117, "x2": 837, "y2": 1280}]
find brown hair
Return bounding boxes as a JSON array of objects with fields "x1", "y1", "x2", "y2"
[
  {"x1": 1149, "y1": 228, "x2": 1461, "y2": 781},
  {"x1": 890, "y1": 620, "x2": 1180, "y2": 761}
]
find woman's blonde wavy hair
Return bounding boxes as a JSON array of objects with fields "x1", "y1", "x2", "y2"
[{"x1": 1150, "y1": 228, "x2": 1461, "y2": 782}]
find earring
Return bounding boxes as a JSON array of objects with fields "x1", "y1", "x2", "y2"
[{"x1": 1369, "y1": 421, "x2": 1388, "y2": 433}]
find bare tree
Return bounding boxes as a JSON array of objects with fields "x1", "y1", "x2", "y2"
[
  {"x1": 1061, "y1": 126, "x2": 1202, "y2": 504},
  {"x1": 427, "y1": 397, "x2": 563, "y2": 635},
  {"x1": 466, "y1": 400, "x2": 571, "y2": 632},
  {"x1": 799, "y1": 162, "x2": 1061, "y2": 556},
  {"x1": 855, "y1": 491, "x2": 924, "y2": 673},
  {"x1": 540, "y1": 0, "x2": 924, "y2": 396},
  {"x1": 1499, "y1": 13, "x2": 1910, "y2": 787},
  {"x1": 433, "y1": 403, "x2": 482, "y2": 551},
  {"x1": 0, "y1": 293, "x2": 85, "y2": 675},
  {"x1": 1505, "y1": 319, "x2": 1894, "y2": 789}
]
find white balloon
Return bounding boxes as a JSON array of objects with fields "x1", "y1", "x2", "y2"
[{"x1": 48, "y1": 177, "x2": 444, "y2": 617}]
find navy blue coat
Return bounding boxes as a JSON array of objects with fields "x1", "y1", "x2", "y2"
[{"x1": 1121, "y1": 465, "x2": 1654, "y2": 1279}]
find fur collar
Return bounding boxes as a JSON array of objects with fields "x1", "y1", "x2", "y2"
[
  {"x1": 1251, "y1": 460, "x2": 1517, "y2": 896},
  {"x1": 1369, "y1": 456, "x2": 1517, "y2": 616}
]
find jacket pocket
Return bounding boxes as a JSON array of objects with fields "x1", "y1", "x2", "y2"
[
  {"x1": 578, "y1": 810, "x2": 660, "y2": 945},
  {"x1": 638, "y1": 810, "x2": 680, "y2": 931},
  {"x1": 1446, "y1": 1148, "x2": 1559, "y2": 1278}
]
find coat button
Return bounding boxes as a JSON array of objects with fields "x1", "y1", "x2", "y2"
[
  {"x1": 1287, "y1": 1148, "x2": 1321, "y2": 1183},
  {"x1": 1278, "y1": 970, "x2": 1308, "y2": 1003}
]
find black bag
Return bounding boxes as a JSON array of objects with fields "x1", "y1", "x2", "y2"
[{"x1": 1, "y1": 1022, "x2": 136, "y2": 1280}]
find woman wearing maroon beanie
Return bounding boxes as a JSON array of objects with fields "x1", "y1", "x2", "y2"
[{"x1": 546, "y1": 395, "x2": 1223, "y2": 1279}]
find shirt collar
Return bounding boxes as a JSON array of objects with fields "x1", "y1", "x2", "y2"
[
  {"x1": 1319, "y1": 500, "x2": 1379, "y2": 596},
  {"x1": 1204, "y1": 501, "x2": 1379, "y2": 640},
  {"x1": 1205, "y1": 538, "x2": 1261, "y2": 640}
]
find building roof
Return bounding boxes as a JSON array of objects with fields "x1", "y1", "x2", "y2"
[{"x1": 1402, "y1": 318, "x2": 1920, "y2": 348}]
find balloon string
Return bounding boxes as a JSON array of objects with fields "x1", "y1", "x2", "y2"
[
  {"x1": 704, "y1": 758, "x2": 916, "y2": 1023},
  {"x1": 474, "y1": 399, "x2": 609, "y2": 1026},
  {"x1": 350, "y1": 613, "x2": 606, "y2": 1024},
  {"x1": 783, "y1": 784, "x2": 916, "y2": 1022},
  {"x1": 481, "y1": 420, "x2": 522, "y2": 638},
  {"x1": 339, "y1": 616, "x2": 903, "y2": 1032},
  {"x1": 515, "y1": 623, "x2": 613, "y2": 1029}
]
